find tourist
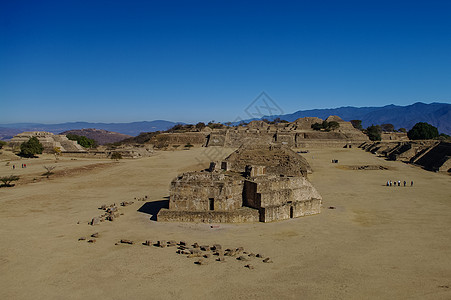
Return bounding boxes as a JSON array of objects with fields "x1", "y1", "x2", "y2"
[
  {"x1": 411, "y1": 181, "x2": 414, "y2": 187},
  {"x1": 403, "y1": 181, "x2": 406, "y2": 187},
  {"x1": 398, "y1": 180, "x2": 401, "y2": 186}
]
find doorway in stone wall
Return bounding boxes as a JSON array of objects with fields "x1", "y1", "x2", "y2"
[
  {"x1": 209, "y1": 198, "x2": 214, "y2": 211},
  {"x1": 290, "y1": 206, "x2": 294, "y2": 218}
]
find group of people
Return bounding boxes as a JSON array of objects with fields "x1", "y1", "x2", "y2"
[
  {"x1": 11, "y1": 164, "x2": 27, "y2": 170},
  {"x1": 386, "y1": 180, "x2": 413, "y2": 187}
]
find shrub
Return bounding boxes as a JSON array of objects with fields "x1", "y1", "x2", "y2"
[
  {"x1": 366, "y1": 125, "x2": 382, "y2": 141},
  {"x1": 350, "y1": 120, "x2": 363, "y2": 130},
  {"x1": 407, "y1": 122, "x2": 439, "y2": 140},
  {"x1": 66, "y1": 134, "x2": 97, "y2": 148},
  {"x1": 111, "y1": 152, "x2": 123, "y2": 160},
  {"x1": 19, "y1": 137, "x2": 44, "y2": 157},
  {"x1": 0, "y1": 175, "x2": 20, "y2": 187}
]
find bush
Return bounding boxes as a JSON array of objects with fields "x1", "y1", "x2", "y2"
[
  {"x1": 407, "y1": 122, "x2": 439, "y2": 140},
  {"x1": 19, "y1": 137, "x2": 44, "y2": 157},
  {"x1": 381, "y1": 124, "x2": 395, "y2": 132},
  {"x1": 0, "y1": 175, "x2": 20, "y2": 187},
  {"x1": 311, "y1": 121, "x2": 340, "y2": 131},
  {"x1": 366, "y1": 125, "x2": 382, "y2": 141},
  {"x1": 111, "y1": 152, "x2": 123, "y2": 160},
  {"x1": 0, "y1": 140, "x2": 7, "y2": 149},
  {"x1": 66, "y1": 134, "x2": 97, "y2": 148},
  {"x1": 350, "y1": 120, "x2": 363, "y2": 130}
]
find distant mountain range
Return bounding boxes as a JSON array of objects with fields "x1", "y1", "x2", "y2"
[
  {"x1": 1, "y1": 102, "x2": 450, "y2": 141},
  {"x1": 0, "y1": 120, "x2": 179, "y2": 140},
  {"x1": 250, "y1": 102, "x2": 451, "y2": 135}
]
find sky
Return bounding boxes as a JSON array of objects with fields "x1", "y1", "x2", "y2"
[{"x1": 1, "y1": 0, "x2": 451, "y2": 124}]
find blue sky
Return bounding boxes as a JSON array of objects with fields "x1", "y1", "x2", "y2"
[{"x1": 1, "y1": 0, "x2": 450, "y2": 124}]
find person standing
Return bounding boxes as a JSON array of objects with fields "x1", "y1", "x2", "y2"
[
  {"x1": 403, "y1": 181, "x2": 406, "y2": 187},
  {"x1": 411, "y1": 180, "x2": 414, "y2": 187}
]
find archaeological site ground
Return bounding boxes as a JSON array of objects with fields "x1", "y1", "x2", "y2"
[{"x1": 1, "y1": 117, "x2": 450, "y2": 299}]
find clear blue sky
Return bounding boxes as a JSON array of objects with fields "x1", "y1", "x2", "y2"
[{"x1": 1, "y1": 0, "x2": 450, "y2": 124}]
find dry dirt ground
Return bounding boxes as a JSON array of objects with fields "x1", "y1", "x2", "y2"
[{"x1": 0, "y1": 147, "x2": 450, "y2": 300}]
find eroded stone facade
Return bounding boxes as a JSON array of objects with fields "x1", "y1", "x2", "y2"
[{"x1": 158, "y1": 145, "x2": 322, "y2": 223}]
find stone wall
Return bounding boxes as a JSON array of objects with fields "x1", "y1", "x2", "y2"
[
  {"x1": 169, "y1": 172, "x2": 244, "y2": 212},
  {"x1": 157, "y1": 207, "x2": 259, "y2": 223}
]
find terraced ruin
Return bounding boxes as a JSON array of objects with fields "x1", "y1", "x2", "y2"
[{"x1": 158, "y1": 144, "x2": 322, "y2": 223}]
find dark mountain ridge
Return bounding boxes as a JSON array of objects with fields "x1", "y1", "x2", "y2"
[{"x1": 254, "y1": 102, "x2": 451, "y2": 135}]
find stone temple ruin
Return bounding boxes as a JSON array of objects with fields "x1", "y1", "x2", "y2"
[
  {"x1": 157, "y1": 144, "x2": 322, "y2": 223},
  {"x1": 9, "y1": 131, "x2": 86, "y2": 153}
]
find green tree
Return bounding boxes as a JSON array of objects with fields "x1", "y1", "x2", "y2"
[
  {"x1": 20, "y1": 137, "x2": 44, "y2": 157},
  {"x1": 407, "y1": 122, "x2": 439, "y2": 140},
  {"x1": 327, "y1": 121, "x2": 340, "y2": 131},
  {"x1": 381, "y1": 123, "x2": 395, "y2": 132},
  {"x1": 350, "y1": 120, "x2": 363, "y2": 130},
  {"x1": 195, "y1": 122, "x2": 206, "y2": 130},
  {"x1": 398, "y1": 128, "x2": 407, "y2": 133},
  {"x1": 66, "y1": 134, "x2": 97, "y2": 148},
  {"x1": 311, "y1": 121, "x2": 340, "y2": 131},
  {"x1": 0, "y1": 140, "x2": 7, "y2": 149},
  {"x1": 366, "y1": 125, "x2": 382, "y2": 141}
]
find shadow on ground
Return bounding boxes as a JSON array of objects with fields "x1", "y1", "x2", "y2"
[{"x1": 138, "y1": 198, "x2": 169, "y2": 221}]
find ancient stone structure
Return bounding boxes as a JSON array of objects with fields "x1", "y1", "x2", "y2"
[
  {"x1": 9, "y1": 131, "x2": 86, "y2": 153},
  {"x1": 360, "y1": 141, "x2": 451, "y2": 173},
  {"x1": 157, "y1": 145, "x2": 322, "y2": 223},
  {"x1": 148, "y1": 116, "x2": 368, "y2": 149}
]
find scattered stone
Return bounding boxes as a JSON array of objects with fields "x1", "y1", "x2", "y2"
[
  {"x1": 91, "y1": 217, "x2": 100, "y2": 225},
  {"x1": 143, "y1": 240, "x2": 152, "y2": 246},
  {"x1": 256, "y1": 253, "x2": 264, "y2": 258},
  {"x1": 87, "y1": 239, "x2": 96, "y2": 243},
  {"x1": 91, "y1": 232, "x2": 99, "y2": 238},
  {"x1": 120, "y1": 239, "x2": 134, "y2": 245},
  {"x1": 248, "y1": 253, "x2": 256, "y2": 258},
  {"x1": 190, "y1": 248, "x2": 201, "y2": 254},
  {"x1": 200, "y1": 245, "x2": 210, "y2": 251},
  {"x1": 245, "y1": 264, "x2": 254, "y2": 269},
  {"x1": 216, "y1": 257, "x2": 226, "y2": 262},
  {"x1": 263, "y1": 257, "x2": 273, "y2": 263},
  {"x1": 168, "y1": 240, "x2": 177, "y2": 247},
  {"x1": 187, "y1": 253, "x2": 202, "y2": 258},
  {"x1": 78, "y1": 237, "x2": 86, "y2": 241},
  {"x1": 120, "y1": 201, "x2": 134, "y2": 207},
  {"x1": 225, "y1": 249, "x2": 236, "y2": 257},
  {"x1": 237, "y1": 255, "x2": 250, "y2": 261},
  {"x1": 158, "y1": 240, "x2": 166, "y2": 248},
  {"x1": 179, "y1": 241, "x2": 187, "y2": 246},
  {"x1": 192, "y1": 242, "x2": 199, "y2": 248},
  {"x1": 203, "y1": 254, "x2": 211, "y2": 258},
  {"x1": 194, "y1": 259, "x2": 206, "y2": 265},
  {"x1": 212, "y1": 244, "x2": 222, "y2": 250},
  {"x1": 328, "y1": 206, "x2": 336, "y2": 209}
]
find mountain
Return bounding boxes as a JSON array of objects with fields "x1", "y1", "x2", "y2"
[
  {"x1": 61, "y1": 129, "x2": 132, "y2": 145},
  {"x1": 0, "y1": 120, "x2": 179, "y2": 138},
  {"x1": 253, "y1": 102, "x2": 451, "y2": 135}
]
